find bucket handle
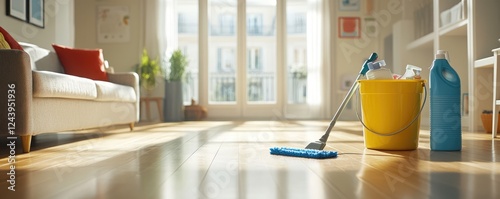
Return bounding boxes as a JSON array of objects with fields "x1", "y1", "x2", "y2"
[{"x1": 355, "y1": 81, "x2": 427, "y2": 137}]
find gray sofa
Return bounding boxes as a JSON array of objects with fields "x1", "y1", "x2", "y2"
[{"x1": 0, "y1": 43, "x2": 140, "y2": 153}]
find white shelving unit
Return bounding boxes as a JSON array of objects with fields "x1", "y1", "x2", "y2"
[
  {"x1": 470, "y1": 0, "x2": 500, "y2": 133},
  {"x1": 490, "y1": 48, "x2": 500, "y2": 138},
  {"x1": 406, "y1": 33, "x2": 434, "y2": 51},
  {"x1": 391, "y1": 0, "x2": 500, "y2": 133},
  {"x1": 440, "y1": 19, "x2": 467, "y2": 36},
  {"x1": 394, "y1": 0, "x2": 470, "y2": 129},
  {"x1": 474, "y1": 56, "x2": 494, "y2": 69}
]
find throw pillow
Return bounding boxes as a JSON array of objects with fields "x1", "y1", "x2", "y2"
[
  {"x1": 52, "y1": 44, "x2": 109, "y2": 81},
  {"x1": 0, "y1": 26, "x2": 23, "y2": 50},
  {"x1": 0, "y1": 32, "x2": 11, "y2": 49}
]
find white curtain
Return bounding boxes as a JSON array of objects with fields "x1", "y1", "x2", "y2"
[
  {"x1": 305, "y1": 0, "x2": 331, "y2": 118},
  {"x1": 144, "y1": 0, "x2": 177, "y2": 68},
  {"x1": 145, "y1": 0, "x2": 332, "y2": 119}
]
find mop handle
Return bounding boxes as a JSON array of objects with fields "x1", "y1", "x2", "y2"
[
  {"x1": 319, "y1": 75, "x2": 361, "y2": 142},
  {"x1": 319, "y1": 53, "x2": 378, "y2": 143}
]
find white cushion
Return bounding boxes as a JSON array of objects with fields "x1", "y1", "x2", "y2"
[
  {"x1": 94, "y1": 80, "x2": 136, "y2": 102},
  {"x1": 19, "y1": 42, "x2": 50, "y2": 62},
  {"x1": 33, "y1": 71, "x2": 97, "y2": 100},
  {"x1": 19, "y1": 42, "x2": 50, "y2": 70},
  {"x1": 20, "y1": 42, "x2": 64, "y2": 72}
]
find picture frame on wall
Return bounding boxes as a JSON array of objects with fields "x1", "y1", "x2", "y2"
[
  {"x1": 6, "y1": 0, "x2": 27, "y2": 21},
  {"x1": 339, "y1": 0, "x2": 360, "y2": 11},
  {"x1": 338, "y1": 17, "x2": 361, "y2": 38},
  {"x1": 97, "y1": 6, "x2": 130, "y2": 43},
  {"x1": 28, "y1": 0, "x2": 44, "y2": 28},
  {"x1": 364, "y1": 17, "x2": 378, "y2": 37}
]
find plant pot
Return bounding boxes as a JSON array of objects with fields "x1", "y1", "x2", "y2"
[
  {"x1": 164, "y1": 81, "x2": 184, "y2": 122},
  {"x1": 480, "y1": 113, "x2": 500, "y2": 134}
]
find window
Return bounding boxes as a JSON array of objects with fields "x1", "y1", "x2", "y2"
[{"x1": 177, "y1": 0, "x2": 199, "y2": 105}]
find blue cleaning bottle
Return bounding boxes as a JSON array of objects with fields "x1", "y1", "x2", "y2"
[{"x1": 429, "y1": 50, "x2": 461, "y2": 151}]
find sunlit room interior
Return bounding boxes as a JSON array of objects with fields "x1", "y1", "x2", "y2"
[{"x1": 0, "y1": 0, "x2": 499, "y2": 198}]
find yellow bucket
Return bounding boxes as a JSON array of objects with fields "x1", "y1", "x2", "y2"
[{"x1": 357, "y1": 79, "x2": 426, "y2": 150}]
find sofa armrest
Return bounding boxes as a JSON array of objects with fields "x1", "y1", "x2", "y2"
[
  {"x1": 107, "y1": 72, "x2": 140, "y2": 121},
  {"x1": 107, "y1": 72, "x2": 139, "y2": 93},
  {"x1": 0, "y1": 50, "x2": 33, "y2": 136}
]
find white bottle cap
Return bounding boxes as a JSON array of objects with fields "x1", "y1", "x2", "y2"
[
  {"x1": 368, "y1": 60, "x2": 386, "y2": 70},
  {"x1": 436, "y1": 50, "x2": 449, "y2": 60}
]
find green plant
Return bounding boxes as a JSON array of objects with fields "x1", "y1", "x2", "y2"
[
  {"x1": 167, "y1": 49, "x2": 188, "y2": 82},
  {"x1": 137, "y1": 49, "x2": 160, "y2": 91}
]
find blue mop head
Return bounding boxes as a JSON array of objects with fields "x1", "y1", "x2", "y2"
[{"x1": 269, "y1": 147, "x2": 338, "y2": 159}]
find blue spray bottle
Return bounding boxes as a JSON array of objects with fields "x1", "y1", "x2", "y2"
[{"x1": 429, "y1": 50, "x2": 461, "y2": 151}]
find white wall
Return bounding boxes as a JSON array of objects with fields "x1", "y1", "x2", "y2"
[
  {"x1": 74, "y1": 0, "x2": 142, "y2": 73},
  {"x1": 332, "y1": 0, "x2": 404, "y2": 120},
  {"x1": 0, "y1": 0, "x2": 74, "y2": 49},
  {"x1": 1, "y1": 0, "x2": 139, "y2": 71}
]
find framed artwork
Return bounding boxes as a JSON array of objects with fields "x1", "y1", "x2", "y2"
[
  {"x1": 28, "y1": 0, "x2": 44, "y2": 28},
  {"x1": 364, "y1": 17, "x2": 377, "y2": 37},
  {"x1": 338, "y1": 17, "x2": 361, "y2": 38},
  {"x1": 339, "y1": 0, "x2": 360, "y2": 11},
  {"x1": 97, "y1": 6, "x2": 131, "y2": 43},
  {"x1": 6, "y1": 0, "x2": 27, "y2": 21}
]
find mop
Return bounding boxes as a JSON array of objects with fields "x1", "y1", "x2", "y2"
[{"x1": 270, "y1": 53, "x2": 378, "y2": 159}]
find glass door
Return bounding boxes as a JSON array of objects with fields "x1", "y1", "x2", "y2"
[
  {"x1": 207, "y1": 0, "x2": 280, "y2": 119},
  {"x1": 242, "y1": 0, "x2": 279, "y2": 118},
  {"x1": 174, "y1": 0, "x2": 325, "y2": 120},
  {"x1": 284, "y1": 0, "x2": 310, "y2": 119},
  {"x1": 207, "y1": 0, "x2": 240, "y2": 118}
]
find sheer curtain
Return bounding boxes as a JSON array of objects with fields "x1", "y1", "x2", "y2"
[
  {"x1": 145, "y1": 0, "x2": 332, "y2": 119},
  {"x1": 305, "y1": 0, "x2": 331, "y2": 119},
  {"x1": 144, "y1": 0, "x2": 177, "y2": 69}
]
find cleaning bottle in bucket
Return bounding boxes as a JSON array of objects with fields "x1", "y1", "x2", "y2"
[
  {"x1": 400, "y1": 65, "x2": 422, "y2": 79},
  {"x1": 366, "y1": 60, "x2": 393, "y2": 80},
  {"x1": 429, "y1": 50, "x2": 461, "y2": 151}
]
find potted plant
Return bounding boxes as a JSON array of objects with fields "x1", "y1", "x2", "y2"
[
  {"x1": 163, "y1": 49, "x2": 188, "y2": 122},
  {"x1": 481, "y1": 110, "x2": 500, "y2": 134},
  {"x1": 136, "y1": 49, "x2": 160, "y2": 95}
]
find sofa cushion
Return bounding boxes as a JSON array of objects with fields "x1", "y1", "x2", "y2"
[
  {"x1": 19, "y1": 42, "x2": 51, "y2": 70},
  {"x1": 94, "y1": 81, "x2": 136, "y2": 102},
  {"x1": 52, "y1": 44, "x2": 109, "y2": 81},
  {"x1": 0, "y1": 26, "x2": 23, "y2": 50},
  {"x1": 0, "y1": 32, "x2": 11, "y2": 49},
  {"x1": 33, "y1": 71, "x2": 98, "y2": 100}
]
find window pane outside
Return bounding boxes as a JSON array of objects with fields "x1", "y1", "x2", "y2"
[
  {"x1": 286, "y1": 0, "x2": 307, "y2": 104},
  {"x1": 208, "y1": 0, "x2": 237, "y2": 104},
  {"x1": 247, "y1": 0, "x2": 276, "y2": 103},
  {"x1": 177, "y1": 0, "x2": 199, "y2": 105}
]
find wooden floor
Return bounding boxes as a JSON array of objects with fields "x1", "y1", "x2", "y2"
[{"x1": 0, "y1": 120, "x2": 499, "y2": 199}]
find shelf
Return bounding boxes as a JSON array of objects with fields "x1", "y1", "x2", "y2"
[
  {"x1": 440, "y1": 19, "x2": 467, "y2": 36},
  {"x1": 474, "y1": 56, "x2": 494, "y2": 68},
  {"x1": 407, "y1": 32, "x2": 434, "y2": 50}
]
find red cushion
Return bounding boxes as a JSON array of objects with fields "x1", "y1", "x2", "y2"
[
  {"x1": 52, "y1": 44, "x2": 108, "y2": 81},
  {"x1": 0, "y1": 26, "x2": 23, "y2": 50}
]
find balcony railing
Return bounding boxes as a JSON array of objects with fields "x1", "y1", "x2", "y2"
[
  {"x1": 208, "y1": 73, "x2": 236, "y2": 102},
  {"x1": 183, "y1": 72, "x2": 307, "y2": 103},
  {"x1": 208, "y1": 25, "x2": 276, "y2": 36},
  {"x1": 209, "y1": 25, "x2": 236, "y2": 36},
  {"x1": 247, "y1": 25, "x2": 275, "y2": 36},
  {"x1": 178, "y1": 23, "x2": 304, "y2": 35},
  {"x1": 178, "y1": 23, "x2": 198, "y2": 34},
  {"x1": 287, "y1": 24, "x2": 306, "y2": 34},
  {"x1": 247, "y1": 72, "x2": 275, "y2": 102},
  {"x1": 287, "y1": 73, "x2": 307, "y2": 104}
]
